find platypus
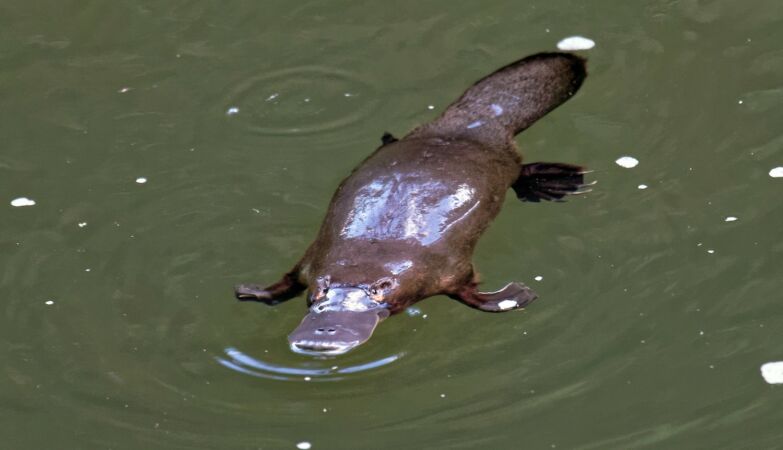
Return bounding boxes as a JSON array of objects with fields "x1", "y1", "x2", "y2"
[{"x1": 236, "y1": 52, "x2": 589, "y2": 355}]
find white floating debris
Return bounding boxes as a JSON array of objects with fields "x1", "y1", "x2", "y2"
[
  {"x1": 45, "y1": 300, "x2": 54, "y2": 305},
  {"x1": 724, "y1": 216, "x2": 738, "y2": 222},
  {"x1": 761, "y1": 361, "x2": 783, "y2": 384},
  {"x1": 226, "y1": 106, "x2": 239, "y2": 115},
  {"x1": 534, "y1": 276, "x2": 543, "y2": 281},
  {"x1": 118, "y1": 87, "x2": 131, "y2": 93},
  {"x1": 10, "y1": 197, "x2": 36, "y2": 207},
  {"x1": 557, "y1": 36, "x2": 595, "y2": 51},
  {"x1": 615, "y1": 156, "x2": 639, "y2": 168},
  {"x1": 296, "y1": 442, "x2": 312, "y2": 450},
  {"x1": 135, "y1": 177, "x2": 147, "y2": 184},
  {"x1": 266, "y1": 93, "x2": 279, "y2": 101},
  {"x1": 78, "y1": 222, "x2": 88, "y2": 228},
  {"x1": 738, "y1": 100, "x2": 743, "y2": 104},
  {"x1": 304, "y1": 377, "x2": 311, "y2": 381},
  {"x1": 769, "y1": 167, "x2": 783, "y2": 178},
  {"x1": 638, "y1": 184, "x2": 648, "y2": 190},
  {"x1": 440, "y1": 393, "x2": 446, "y2": 398},
  {"x1": 707, "y1": 249, "x2": 715, "y2": 254},
  {"x1": 498, "y1": 300, "x2": 518, "y2": 310},
  {"x1": 427, "y1": 105, "x2": 435, "y2": 110},
  {"x1": 343, "y1": 92, "x2": 353, "y2": 97}
]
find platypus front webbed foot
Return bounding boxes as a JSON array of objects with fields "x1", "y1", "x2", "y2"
[
  {"x1": 234, "y1": 271, "x2": 305, "y2": 305},
  {"x1": 450, "y1": 282, "x2": 537, "y2": 312},
  {"x1": 513, "y1": 162, "x2": 593, "y2": 202}
]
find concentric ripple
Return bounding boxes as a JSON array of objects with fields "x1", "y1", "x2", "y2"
[
  {"x1": 216, "y1": 346, "x2": 404, "y2": 381},
  {"x1": 223, "y1": 66, "x2": 379, "y2": 135}
]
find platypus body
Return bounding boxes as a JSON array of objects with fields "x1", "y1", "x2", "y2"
[{"x1": 236, "y1": 52, "x2": 589, "y2": 355}]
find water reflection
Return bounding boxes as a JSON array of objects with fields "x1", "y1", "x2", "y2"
[{"x1": 216, "y1": 347, "x2": 404, "y2": 381}]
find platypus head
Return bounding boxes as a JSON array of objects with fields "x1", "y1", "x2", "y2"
[{"x1": 288, "y1": 276, "x2": 395, "y2": 356}]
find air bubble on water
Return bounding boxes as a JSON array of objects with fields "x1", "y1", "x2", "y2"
[
  {"x1": 406, "y1": 307, "x2": 422, "y2": 317},
  {"x1": 724, "y1": 216, "x2": 738, "y2": 222},
  {"x1": 226, "y1": 107, "x2": 239, "y2": 115},
  {"x1": 45, "y1": 300, "x2": 54, "y2": 305},
  {"x1": 761, "y1": 361, "x2": 783, "y2": 384},
  {"x1": 78, "y1": 222, "x2": 87, "y2": 228},
  {"x1": 557, "y1": 36, "x2": 595, "y2": 51},
  {"x1": 769, "y1": 167, "x2": 783, "y2": 178},
  {"x1": 638, "y1": 184, "x2": 648, "y2": 190},
  {"x1": 10, "y1": 197, "x2": 36, "y2": 207},
  {"x1": 615, "y1": 156, "x2": 639, "y2": 168},
  {"x1": 296, "y1": 442, "x2": 312, "y2": 450},
  {"x1": 534, "y1": 276, "x2": 543, "y2": 281},
  {"x1": 135, "y1": 177, "x2": 147, "y2": 184}
]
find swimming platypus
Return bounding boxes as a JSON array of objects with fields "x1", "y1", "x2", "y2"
[{"x1": 236, "y1": 52, "x2": 589, "y2": 355}]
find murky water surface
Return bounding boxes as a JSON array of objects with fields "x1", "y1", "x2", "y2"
[{"x1": 2, "y1": 1, "x2": 783, "y2": 448}]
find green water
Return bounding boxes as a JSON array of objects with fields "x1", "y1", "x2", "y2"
[{"x1": 3, "y1": 1, "x2": 783, "y2": 449}]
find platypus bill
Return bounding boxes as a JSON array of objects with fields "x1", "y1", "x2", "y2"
[{"x1": 236, "y1": 52, "x2": 590, "y2": 356}]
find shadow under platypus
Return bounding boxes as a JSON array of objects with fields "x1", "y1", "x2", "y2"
[{"x1": 236, "y1": 52, "x2": 590, "y2": 356}]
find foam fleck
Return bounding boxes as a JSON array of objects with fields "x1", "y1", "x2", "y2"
[
  {"x1": 761, "y1": 361, "x2": 783, "y2": 384},
  {"x1": 296, "y1": 442, "x2": 312, "y2": 450},
  {"x1": 557, "y1": 36, "x2": 595, "y2": 51},
  {"x1": 769, "y1": 167, "x2": 783, "y2": 178},
  {"x1": 10, "y1": 197, "x2": 36, "y2": 207},
  {"x1": 615, "y1": 156, "x2": 639, "y2": 168}
]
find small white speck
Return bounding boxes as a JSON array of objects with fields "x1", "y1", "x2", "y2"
[
  {"x1": 10, "y1": 197, "x2": 36, "y2": 207},
  {"x1": 45, "y1": 300, "x2": 54, "y2": 305},
  {"x1": 135, "y1": 177, "x2": 147, "y2": 184},
  {"x1": 498, "y1": 300, "x2": 518, "y2": 310},
  {"x1": 697, "y1": 242, "x2": 703, "y2": 247},
  {"x1": 707, "y1": 249, "x2": 715, "y2": 254},
  {"x1": 304, "y1": 98, "x2": 311, "y2": 103},
  {"x1": 85, "y1": 268, "x2": 91, "y2": 272},
  {"x1": 615, "y1": 156, "x2": 639, "y2": 168},
  {"x1": 699, "y1": 330, "x2": 704, "y2": 336},
  {"x1": 118, "y1": 87, "x2": 131, "y2": 93},
  {"x1": 738, "y1": 100, "x2": 743, "y2": 104},
  {"x1": 304, "y1": 377, "x2": 311, "y2": 381},
  {"x1": 78, "y1": 222, "x2": 87, "y2": 228},
  {"x1": 427, "y1": 105, "x2": 435, "y2": 110},
  {"x1": 422, "y1": 314, "x2": 428, "y2": 319},
  {"x1": 296, "y1": 442, "x2": 312, "y2": 450},
  {"x1": 557, "y1": 36, "x2": 595, "y2": 51},
  {"x1": 440, "y1": 394, "x2": 446, "y2": 398},
  {"x1": 343, "y1": 92, "x2": 353, "y2": 97},
  {"x1": 638, "y1": 184, "x2": 648, "y2": 190},
  {"x1": 467, "y1": 120, "x2": 483, "y2": 129},
  {"x1": 266, "y1": 93, "x2": 279, "y2": 101},
  {"x1": 769, "y1": 167, "x2": 783, "y2": 178},
  {"x1": 534, "y1": 276, "x2": 543, "y2": 281},
  {"x1": 724, "y1": 216, "x2": 738, "y2": 222},
  {"x1": 761, "y1": 361, "x2": 783, "y2": 384},
  {"x1": 226, "y1": 107, "x2": 239, "y2": 115}
]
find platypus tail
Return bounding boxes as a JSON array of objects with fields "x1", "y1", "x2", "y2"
[{"x1": 407, "y1": 52, "x2": 586, "y2": 146}]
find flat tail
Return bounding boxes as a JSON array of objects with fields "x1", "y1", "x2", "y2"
[{"x1": 408, "y1": 52, "x2": 586, "y2": 145}]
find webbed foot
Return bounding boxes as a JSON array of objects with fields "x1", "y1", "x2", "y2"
[
  {"x1": 513, "y1": 162, "x2": 592, "y2": 202},
  {"x1": 234, "y1": 271, "x2": 305, "y2": 305},
  {"x1": 450, "y1": 282, "x2": 537, "y2": 312}
]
